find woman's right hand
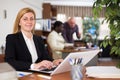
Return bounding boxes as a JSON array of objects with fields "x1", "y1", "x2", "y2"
[{"x1": 33, "y1": 60, "x2": 53, "y2": 70}]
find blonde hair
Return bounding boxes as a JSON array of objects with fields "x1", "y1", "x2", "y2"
[{"x1": 13, "y1": 7, "x2": 36, "y2": 33}]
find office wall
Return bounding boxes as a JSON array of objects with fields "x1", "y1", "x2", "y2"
[{"x1": 0, "y1": 0, "x2": 43, "y2": 52}]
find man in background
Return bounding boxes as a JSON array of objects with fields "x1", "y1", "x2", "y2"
[{"x1": 62, "y1": 17, "x2": 81, "y2": 43}]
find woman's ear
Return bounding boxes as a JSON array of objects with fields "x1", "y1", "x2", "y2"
[{"x1": 19, "y1": 23, "x2": 21, "y2": 26}]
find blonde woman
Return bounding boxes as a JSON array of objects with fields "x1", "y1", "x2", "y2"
[{"x1": 5, "y1": 7, "x2": 62, "y2": 71}]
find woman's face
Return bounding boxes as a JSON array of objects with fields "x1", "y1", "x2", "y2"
[
  {"x1": 19, "y1": 12, "x2": 35, "y2": 32},
  {"x1": 59, "y1": 24, "x2": 64, "y2": 32}
]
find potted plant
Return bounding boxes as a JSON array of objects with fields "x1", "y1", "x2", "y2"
[
  {"x1": 93, "y1": 0, "x2": 120, "y2": 68},
  {"x1": 83, "y1": 17, "x2": 100, "y2": 47}
]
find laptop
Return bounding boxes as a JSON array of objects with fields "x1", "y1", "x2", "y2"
[
  {"x1": 74, "y1": 40, "x2": 86, "y2": 47},
  {"x1": 29, "y1": 49, "x2": 100, "y2": 75}
]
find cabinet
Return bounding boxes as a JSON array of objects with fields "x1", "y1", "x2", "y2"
[
  {"x1": 42, "y1": 3, "x2": 57, "y2": 30},
  {"x1": 35, "y1": 3, "x2": 57, "y2": 37},
  {"x1": 42, "y1": 3, "x2": 57, "y2": 19},
  {"x1": 34, "y1": 30, "x2": 50, "y2": 37},
  {"x1": 42, "y1": 3, "x2": 51, "y2": 19},
  {"x1": 34, "y1": 3, "x2": 52, "y2": 37}
]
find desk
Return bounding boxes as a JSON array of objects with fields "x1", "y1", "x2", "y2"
[{"x1": 19, "y1": 59, "x2": 120, "y2": 80}]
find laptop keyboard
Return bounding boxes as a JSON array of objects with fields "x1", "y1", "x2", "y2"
[{"x1": 41, "y1": 67, "x2": 57, "y2": 71}]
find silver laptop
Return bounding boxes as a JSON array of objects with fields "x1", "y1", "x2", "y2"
[{"x1": 29, "y1": 49, "x2": 100, "y2": 75}]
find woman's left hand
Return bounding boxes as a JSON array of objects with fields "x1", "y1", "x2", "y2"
[{"x1": 53, "y1": 59, "x2": 63, "y2": 66}]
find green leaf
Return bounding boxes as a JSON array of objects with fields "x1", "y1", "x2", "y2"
[
  {"x1": 110, "y1": 46, "x2": 118, "y2": 54},
  {"x1": 108, "y1": 40, "x2": 112, "y2": 46},
  {"x1": 93, "y1": 0, "x2": 120, "y2": 57}
]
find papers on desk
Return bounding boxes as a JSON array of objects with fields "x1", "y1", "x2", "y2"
[
  {"x1": 86, "y1": 66, "x2": 120, "y2": 78},
  {"x1": 0, "y1": 63, "x2": 18, "y2": 80},
  {"x1": 17, "y1": 71, "x2": 32, "y2": 77},
  {"x1": 65, "y1": 43, "x2": 74, "y2": 47}
]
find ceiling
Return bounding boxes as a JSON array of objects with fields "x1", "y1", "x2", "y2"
[{"x1": 43, "y1": 0, "x2": 96, "y2": 6}]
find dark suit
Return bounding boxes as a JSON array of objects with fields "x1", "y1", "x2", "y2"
[
  {"x1": 5, "y1": 32, "x2": 53, "y2": 71},
  {"x1": 62, "y1": 22, "x2": 80, "y2": 43}
]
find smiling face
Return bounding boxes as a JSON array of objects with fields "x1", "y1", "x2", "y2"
[{"x1": 19, "y1": 12, "x2": 35, "y2": 33}]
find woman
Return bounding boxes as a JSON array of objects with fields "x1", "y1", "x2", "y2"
[
  {"x1": 47, "y1": 21, "x2": 65, "y2": 59},
  {"x1": 47, "y1": 21, "x2": 73, "y2": 59},
  {"x1": 5, "y1": 7, "x2": 62, "y2": 71}
]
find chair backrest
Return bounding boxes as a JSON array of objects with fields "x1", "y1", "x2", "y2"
[{"x1": 0, "y1": 54, "x2": 5, "y2": 63}]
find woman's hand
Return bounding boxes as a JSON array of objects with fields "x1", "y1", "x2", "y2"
[
  {"x1": 53, "y1": 59, "x2": 63, "y2": 66},
  {"x1": 33, "y1": 60, "x2": 53, "y2": 70}
]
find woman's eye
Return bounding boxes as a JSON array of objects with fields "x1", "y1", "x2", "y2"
[
  {"x1": 30, "y1": 18, "x2": 35, "y2": 21},
  {"x1": 23, "y1": 18, "x2": 28, "y2": 21},
  {"x1": 22, "y1": 17, "x2": 35, "y2": 21}
]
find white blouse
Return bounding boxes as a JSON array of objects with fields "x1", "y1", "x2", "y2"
[{"x1": 22, "y1": 32, "x2": 38, "y2": 63}]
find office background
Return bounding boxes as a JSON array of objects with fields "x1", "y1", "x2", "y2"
[{"x1": 0, "y1": 0, "x2": 110, "y2": 54}]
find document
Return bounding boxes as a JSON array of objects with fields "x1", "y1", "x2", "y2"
[
  {"x1": 17, "y1": 71, "x2": 32, "y2": 77},
  {"x1": 86, "y1": 66, "x2": 120, "y2": 78},
  {"x1": 0, "y1": 63, "x2": 18, "y2": 80}
]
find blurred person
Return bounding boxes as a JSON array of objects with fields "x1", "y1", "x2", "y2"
[
  {"x1": 5, "y1": 7, "x2": 62, "y2": 71},
  {"x1": 62, "y1": 17, "x2": 81, "y2": 43},
  {"x1": 47, "y1": 21, "x2": 73, "y2": 59}
]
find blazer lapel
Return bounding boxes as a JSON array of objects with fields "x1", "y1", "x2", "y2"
[
  {"x1": 18, "y1": 32, "x2": 32, "y2": 60},
  {"x1": 33, "y1": 35, "x2": 40, "y2": 57}
]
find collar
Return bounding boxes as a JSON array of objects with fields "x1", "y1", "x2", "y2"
[{"x1": 21, "y1": 31, "x2": 33, "y2": 41}]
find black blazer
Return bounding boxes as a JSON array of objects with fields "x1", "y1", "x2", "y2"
[{"x1": 5, "y1": 32, "x2": 53, "y2": 71}]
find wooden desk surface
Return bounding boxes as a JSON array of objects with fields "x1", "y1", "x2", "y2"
[
  {"x1": 19, "y1": 59, "x2": 120, "y2": 80},
  {"x1": 61, "y1": 47, "x2": 98, "y2": 53}
]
